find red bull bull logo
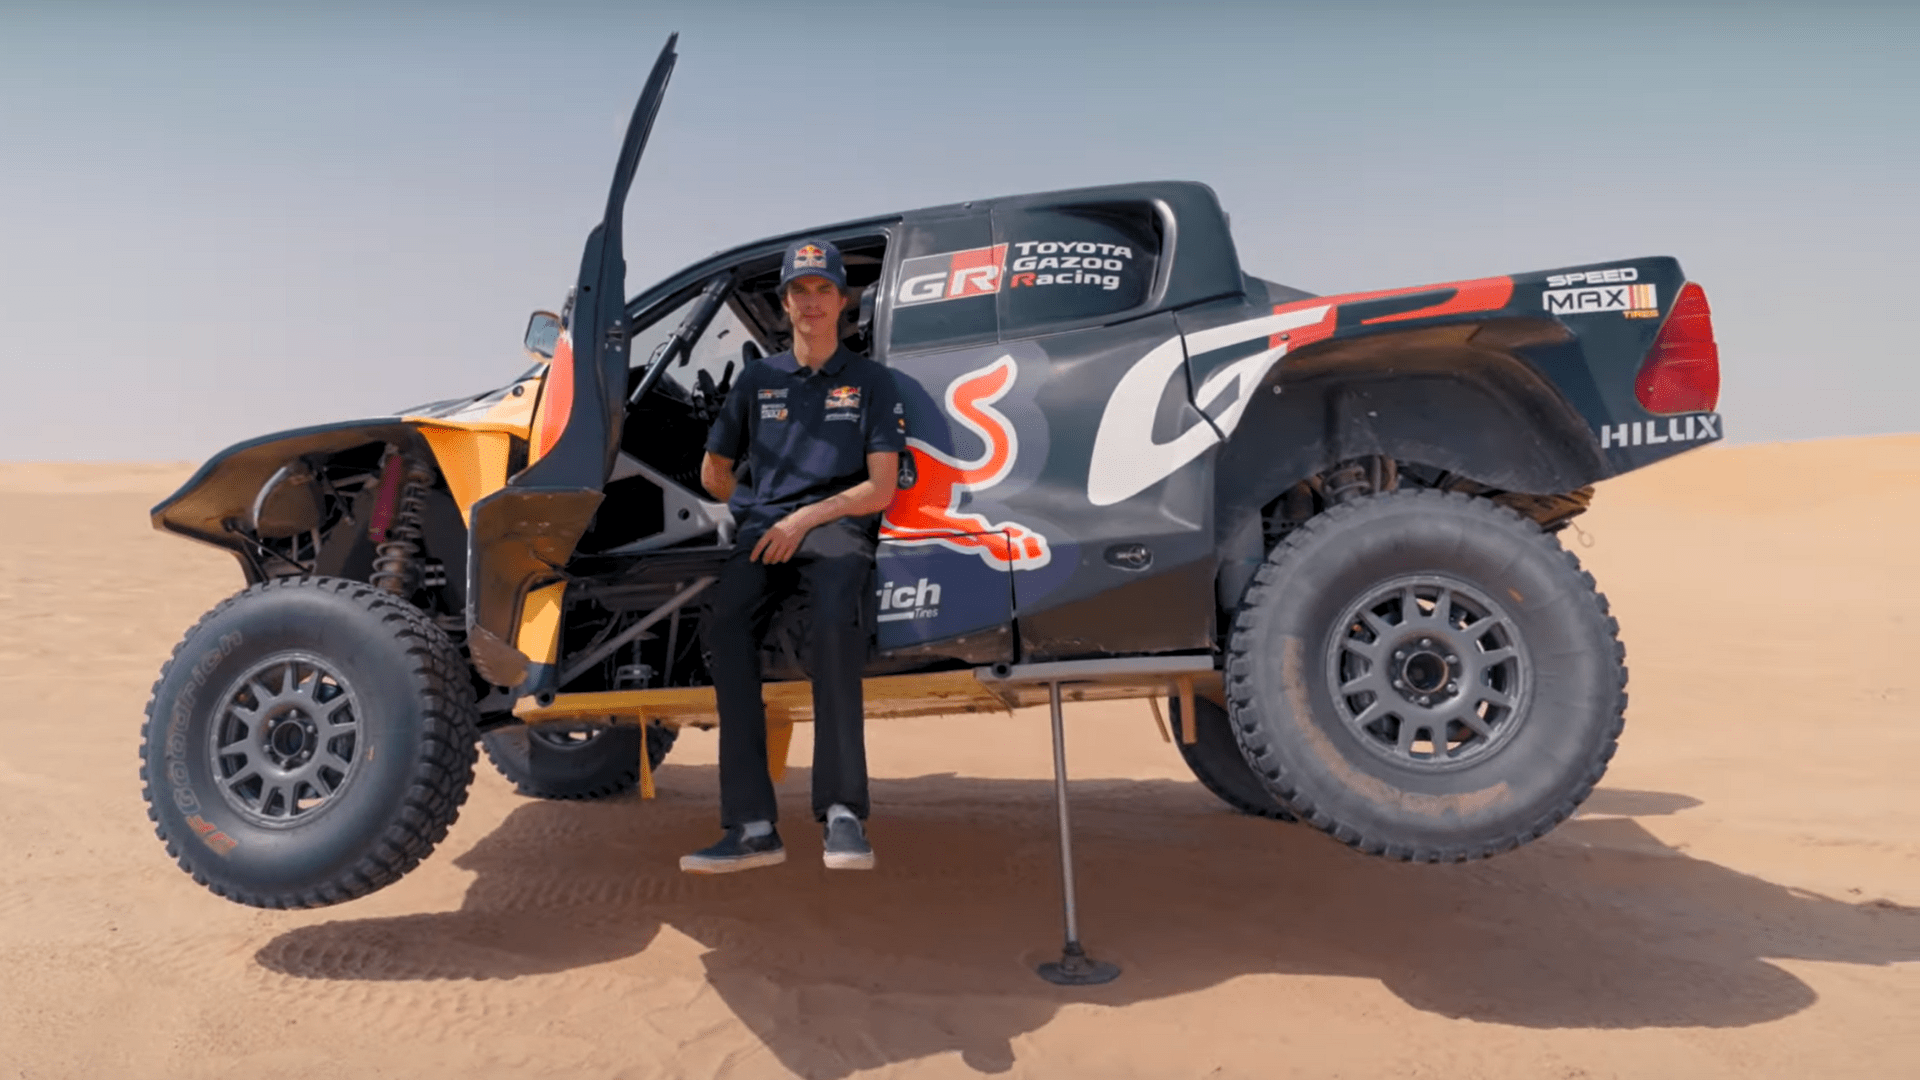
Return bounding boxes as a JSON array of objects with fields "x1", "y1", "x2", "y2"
[
  {"x1": 793, "y1": 244, "x2": 827, "y2": 269},
  {"x1": 881, "y1": 356, "x2": 1052, "y2": 570}
]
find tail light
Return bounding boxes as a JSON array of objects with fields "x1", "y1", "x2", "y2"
[{"x1": 1634, "y1": 282, "x2": 1719, "y2": 414}]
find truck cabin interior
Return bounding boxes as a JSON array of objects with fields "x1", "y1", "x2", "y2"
[
  {"x1": 558, "y1": 233, "x2": 895, "y2": 692},
  {"x1": 579, "y1": 232, "x2": 890, "y2": 559}
]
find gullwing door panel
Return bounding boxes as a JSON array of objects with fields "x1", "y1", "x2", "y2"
[{"x1": 467, "y1": 33, "x2": 680, "y2": 696}]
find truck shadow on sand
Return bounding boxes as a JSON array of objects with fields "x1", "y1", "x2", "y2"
[{"x1": 256, "y1": 770, "x2": 1919, "y2": 1077}]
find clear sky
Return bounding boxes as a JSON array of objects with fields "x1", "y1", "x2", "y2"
[{"x1": 2, "y1": 0, "x2": 1914, "y2": 461}]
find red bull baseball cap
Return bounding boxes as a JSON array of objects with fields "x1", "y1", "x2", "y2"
[{"x1": 779, "y1": 239, "x2": 847, "y2": 291}]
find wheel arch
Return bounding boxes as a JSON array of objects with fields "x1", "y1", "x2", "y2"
[
  {"x1": 152, "y1": 419, "x2": 478, "y2": 587},
  {"x1": 1211, "y1": 320, "x2": 1609, "y2": 610}
]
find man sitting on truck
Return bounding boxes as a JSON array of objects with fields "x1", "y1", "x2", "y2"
[{"x1": 680, "y1": 238, "x2": 904, "y2": 875}]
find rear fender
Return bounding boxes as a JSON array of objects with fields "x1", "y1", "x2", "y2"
[{"x1": 1210, "y1": 319, "x2": 1607, "y2": 609}]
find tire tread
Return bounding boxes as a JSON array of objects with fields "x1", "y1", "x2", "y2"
[
  {"x1": 1224, "y1": 489, "x2": 1628, "y2": 863},
  {"x1": 138, "y1": 576, "x2": 479, "y2": 909}
]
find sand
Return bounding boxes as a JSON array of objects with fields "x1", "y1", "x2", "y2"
[{"x1": 1, "y1": 438, "x2": 1915, "y2": 1079}]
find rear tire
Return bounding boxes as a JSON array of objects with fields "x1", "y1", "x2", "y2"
[
  {"x1": 1226, "y1": 489, "x2": 1627, "y2": 862},
  {"x1": 481, "y1": 721, "x2": 677, "y2": 800},
  {"x1": 1169, "y1": 695, "x2": 1295, "y2": 821},
  {"x1": 139, "y1": 577, "x2": 479, "y2": 908}
]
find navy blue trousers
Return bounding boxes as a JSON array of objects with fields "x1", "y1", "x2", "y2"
[{"x1": 704, "y1": 516, "x2": 875, "y2": 827}]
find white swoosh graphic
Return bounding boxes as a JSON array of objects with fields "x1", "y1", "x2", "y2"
[{"x1": 1085, "y1": 305, "x2": 1331, "y2": 507}]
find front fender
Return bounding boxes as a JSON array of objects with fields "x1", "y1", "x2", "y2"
[{"x1": 151, "y1": 419, "x2": 433, "y2": 573}]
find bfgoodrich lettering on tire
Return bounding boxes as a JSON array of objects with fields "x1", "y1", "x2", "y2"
[
  {"x1": 138, "y1": 577, "x2": 479, "y2": 908},
  {"x1": 1226, "y1": 489, "x2": 1627, "y2": 861}
]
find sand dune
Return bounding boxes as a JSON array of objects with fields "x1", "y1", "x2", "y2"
[{"x1": 2, "y1": 437, "x2": 1915, "y2": 1079}]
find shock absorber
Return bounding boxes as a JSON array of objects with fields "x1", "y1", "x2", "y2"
[
  {"x1": 1322, "y1": 459, "x2": 1374, "y2": 505},
  {"x1": 370, "y1": 453, "x2": 438, "y2": 596},
  {"x1": 1322, "y1": 455, "x2": 1398, "y2": 506}
]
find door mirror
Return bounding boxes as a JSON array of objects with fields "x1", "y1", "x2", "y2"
[{"x1": 523, "y1": 311, "x2": 563, "y2": 360}]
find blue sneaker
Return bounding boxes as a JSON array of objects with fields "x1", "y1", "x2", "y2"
[
  {"x1": 680, "y1": 825, "x2": 785, "y2": 874},
  {"x1": 823, "y1": 815, "x2": 875, "y2": 870}
]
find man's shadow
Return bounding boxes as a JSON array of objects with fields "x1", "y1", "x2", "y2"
[{"x1": 256, "y1": 768, "x2": 1919, "y2": 1078}]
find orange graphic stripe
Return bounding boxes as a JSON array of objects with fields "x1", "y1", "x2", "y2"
[{"x1": 1269, "y1": 275, "x2": 1516, "y2": 350}]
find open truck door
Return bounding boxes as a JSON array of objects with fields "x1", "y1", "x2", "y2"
[{"x1": 465, "y1": 34, "x2": 680, "y2": 700}]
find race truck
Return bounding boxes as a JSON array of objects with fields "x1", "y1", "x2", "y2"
[{"x1": 141, "y1": 36, "x2": 1723, "y2": 909}]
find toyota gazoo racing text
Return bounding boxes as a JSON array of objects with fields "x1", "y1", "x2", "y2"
[{"x1": 140, "y1": 36, "x2": 1722, "y2": 908}]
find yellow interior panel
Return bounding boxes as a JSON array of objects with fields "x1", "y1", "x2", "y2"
[
  {"x1": 414, "y1": 425, "x2": 512, "y2": 525},
  {"x1": 515, "y1": 581, "x2": 568, "y2": 666}
]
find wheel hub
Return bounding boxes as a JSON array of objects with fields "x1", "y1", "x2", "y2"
[
  {"x1": 265, "y1": 710, "x2": 318, "y2": 766},
  {"x1": 209, "y1": 653, "x2": 362, "y2": 826},
  {"x1": 1390, "y1": 638, "x2": 1461, "y2": 707},
  {"x1": 1325, "y1": 575, "x2": 1530, "y2": 771}
]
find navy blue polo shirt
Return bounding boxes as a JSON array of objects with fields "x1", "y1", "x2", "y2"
[{"x1": 704, "y1": 346, "x2": 906, "y2": 542}]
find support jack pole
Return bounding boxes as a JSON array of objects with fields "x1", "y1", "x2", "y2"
[{"x1": 1036, "y1": 680, "x2": 1120, "y2": 986}]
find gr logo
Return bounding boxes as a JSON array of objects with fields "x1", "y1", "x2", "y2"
[{"x1": 894, "y1": 245, "x2": 1008, "y2": 307}]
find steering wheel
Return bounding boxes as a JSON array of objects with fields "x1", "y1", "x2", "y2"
[{"x1": 690, "y1": 360, "x2": 736, "y2": 422}]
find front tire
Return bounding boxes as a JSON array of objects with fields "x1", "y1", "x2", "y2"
[
  {"x1": 139, "y1": 577, "x2": 479, "y2": 908},
  {"x1": 1226, "y1": 489, "x2": 1626, "y2": 861}
]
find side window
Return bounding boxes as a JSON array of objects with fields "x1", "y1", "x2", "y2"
[
  {"x1": 994, "y1": 201, "x2": 1163, "y2": 337},
  {"x1": 885, "y1": 214, "x2": 999, "y2": 354}
]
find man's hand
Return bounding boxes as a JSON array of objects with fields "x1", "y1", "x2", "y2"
[
  {"x1": 747, "y1": 452, "x2": 898, "y2": 564},
  {"x1": 750, "y1": 506, "x2": 817, "y2": 564}
]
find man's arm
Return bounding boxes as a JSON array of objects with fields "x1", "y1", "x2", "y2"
[
  {"x1": 700, "y1": 369, "x2": 752, "y2": 502},
  {"x1": 749, "y1": 451, "x2": 899, "y2": 564},
  {"x1": 700, "y1": 452, "x2": 736, "y2": 503}
]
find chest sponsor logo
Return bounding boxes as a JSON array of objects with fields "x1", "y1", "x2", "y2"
[
  {"x1": 760, "y1": 404, "x2": 788, "y2": 421},
  {"x1": 1597, "y1": 412, "x2": 1721, "y2": 449},
  {"x1": 1544, "y1": 282, "x2": 1658, "y2": 317},
  {"x1": 875, "y1": 577, "x2": 941, "y2": 623},
  {"x1": 758, "y1": 387, "x2": 787, "y2": 400},
  {"x1": 895, "y1": 244, "x2": 1009, "y2": 307},
  {"x1": 825, "y1": 385, "x2": 861, "y2": 422},
  {"x1": 881, "y1": 355, "x2": 1051, "y2": 570}
]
